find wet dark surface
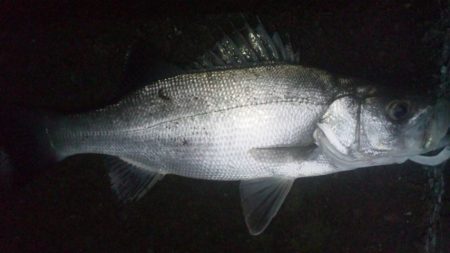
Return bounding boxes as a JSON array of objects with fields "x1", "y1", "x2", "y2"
[{"x1": 0, "y1": 1, "x2": 448, "y2": 252}]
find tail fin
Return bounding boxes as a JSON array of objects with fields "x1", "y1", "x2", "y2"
[{"x1": 0, "y1": 107, "x2": 58, "y2": 190}]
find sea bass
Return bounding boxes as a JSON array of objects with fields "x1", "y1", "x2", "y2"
[{"x1": 3, "y1": 21, "x2": 450, "y2": 235}]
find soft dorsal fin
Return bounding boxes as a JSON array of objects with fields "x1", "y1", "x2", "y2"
[
  {"x1": 191, "y1": 18, "x2": 300, "y2": 69},
  {"x1": 240, "y1": 177, "x2": 294, "y2": 235},
  {"x1": 105, "y1": 156, "x2": 164, "y2": 203}
]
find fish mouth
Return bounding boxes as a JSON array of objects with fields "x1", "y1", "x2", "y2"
[
  {"x1": 410, "y1": 124, "x2": 449, "y2": 166},
  {"x1": 410, "y1": 143, "x2": 450, "y2": 166},
  {"x1": 443, "y1": 128, "x2": 450, "y2": 145},
  {"x1": 419, "y1": 126, "x2": 449, "y2": 156},
  {"x1": 423, "y1": 100, "x2": 450, "y2": 150}
]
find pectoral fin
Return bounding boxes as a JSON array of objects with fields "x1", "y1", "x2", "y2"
[
  {"x1": 240, "y1": 177, "x2": 294, "y2": 235},
  {"x1": 104, "y1": 156, "x2": 164, "y2": 203},
  {"x1": 249, "y1": 145, "x2": 316, "y2": 163}
]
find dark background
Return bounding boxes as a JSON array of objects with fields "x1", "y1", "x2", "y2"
[{"x1": 0, "y1": 1, "x2": 448, "y2": 252}]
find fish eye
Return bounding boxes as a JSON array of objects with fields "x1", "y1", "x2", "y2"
[{"x1": 386, "y1": 100, "x2": 411, "y2": 121}]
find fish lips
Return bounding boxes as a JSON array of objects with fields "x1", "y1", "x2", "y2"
[{"x1": 423, "y1": 99, "x2": 450, "y2": 150}]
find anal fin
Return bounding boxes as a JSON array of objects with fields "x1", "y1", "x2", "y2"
[
  {"x1": 240, "y1": 177, "x2": 294, "y2": 235},
  {"x1": 105, "y1": 156, "x2": 164, "y2": 203}
]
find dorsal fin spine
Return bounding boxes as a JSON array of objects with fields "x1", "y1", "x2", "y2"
[{"x1": 190, "y1": 17, "x2": 300, "y2": 70}]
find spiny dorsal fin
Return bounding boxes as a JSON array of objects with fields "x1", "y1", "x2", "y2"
[
  {"x1": 105, "y1": 156, "x2": 164, "y2": 203},
  {"x1": 191, "y1": 17, "x2": 300, "y2": 69}
]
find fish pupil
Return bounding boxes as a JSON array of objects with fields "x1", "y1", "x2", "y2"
[{"x1": 394, "y1": 104, "x2": 407, "y2": 117}]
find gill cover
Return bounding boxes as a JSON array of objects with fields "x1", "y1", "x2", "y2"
[
  {"x1": 313, "y1": 95, "x2": 412, "y2": 170},
  {"x1": 313, "y1": 96, "x2": 374, "y2": 170}
]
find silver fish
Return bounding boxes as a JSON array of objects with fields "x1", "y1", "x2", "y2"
[{"x1": 26, "y1": 22, "x2": 450, "y2": 235}]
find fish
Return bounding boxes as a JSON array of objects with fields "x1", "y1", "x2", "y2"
[{"x1": 1, "y1": 20, "x2": 449, "y2": 235}]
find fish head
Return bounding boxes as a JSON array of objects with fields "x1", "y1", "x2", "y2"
[{"x1": 314, "y1": 93, "x2": 450, "y2": 170}]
